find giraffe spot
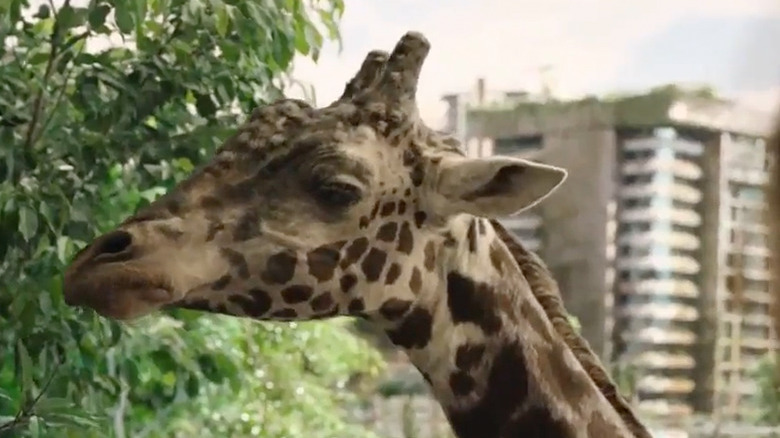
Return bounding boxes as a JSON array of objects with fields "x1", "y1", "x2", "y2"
[
  {"x1": 358, "y1": 216, "x2": 369, "y2": 229},
  {"x1": 396, "y1": 222, "x2": 414, "y2": 254},
  {"x1": 376, "y1": 222, "x2": 398, "y2": 242},
  {"x1": 379, "y1": 298, "x2": 412, "y2": 320},
  {"x1": 467, "y1": 219, "x2": 478, "y2": 253},
  {"x1": 403, "y1": 188, "x2": 411, "y2": 196},
  {"x1": 385, "y1": 307, "x2": 433, "y2": 349},
  {"x1": 228, "y1": 293, "x2": 270, "y2": 317},
  {"x1": 489, "y1": 243, "x2": 505, "y2": 274},
  {"x1": 379, "y1": 202, "x2": 396, "y2": 217},
  {"x1": 311, "y1": 306, "x2": 339, "y2": 319},
  {"x1": 213, "y1": 303, "x2": 231, "y2": 315},
  {"x1": 163, "y1": 195, "x2": 183, "y2": 215},
  {"x1": 347, "y1": 298, "x2": 365, "y2": 314},
  {"x1": 446, "y1": 343, "x2": 530, "y2": 438},
  {"x1": 455, "y1": 344, "x2": 486, "y2": 370},
  {"x1": 271, "y1": 308, "x2": 298, "y2": 319},
  {"x1": 280, "y1": 285, "x2": 313, "y2": 304},
  {"x1": 370, "y1": 201, "x2": 381, "y2": 219},
  {"x1": 413, "y1": 211, "x2": 427, "y2": 228},
  {"x1": 410, "y1": 164, "x2": 424, "y2": 187},
  {"x1": 206, "y1": 221, "x2": 225, "y2": 241},
  {"x1": 423, "y1": 241, "x2": 436, "y2": 271},
  {"x1": 398, "y1": 200, "x2": 407, "y2": 214},
  {"x1": 200, "y1": 196, "x2": 222, "y2": 209},
  {"x1": 233, "y1": 209, "x2": 262, "y2": 241},
  {"x1": 449, "y1": 371, "x2": 476, "y2": 396},
  {"x1": 361, "y1": 247, "x2": 388, "y2": 282},
  {"x1": 221, "y1": 247, "x2": 250, "y2": 279},
  {"x1": 384, "y1": 263, "x2": 401, "y2": 285},
  {"x1": 340, "y1": 237, "x2": 369, "y2": 269},
  {"x1": 247, "y1": 288, "x2": 273, "y2": 314},
  {"x1": 310, "y1": 292, "x2": 334, "y2": 312},
  {"x1": 156, "y1": 224, "x2": 183, "y2": 241},
  {"x1": 262, "y1": 251, "x2": 298, "y2": 285},
  {"x1": 446, "y1": 271, "x2": 502, "y2": 334},
  {"x1": 477, "y1": 219, "x2": 486, "y2": 235},
  {"x1": 409, "y1": 267, "x2": 422, "y2": 294},
  {"x1": 504, "y1": 405, "x2": 575, "y2": 438},
  {"x1": 212, "y1": 274, "x2": 232, "y2": 290},
  {"x1": 340, "y1": 274, "x2": 357, "y2": 293},
  {"x1": 307, "y1": 241, "x2": 346, "y2": 282},
  {"x1": 442, "y1": 232, "x2": 457, "y2": 247},
  {"x1": 586, "y1": 411, "x2": 624, "y2": 436}
]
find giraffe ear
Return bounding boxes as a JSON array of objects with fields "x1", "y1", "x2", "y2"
[{"x1": 432, "y1": 156, "x2": 567, "y2": 218}]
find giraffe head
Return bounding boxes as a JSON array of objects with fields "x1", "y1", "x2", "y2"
[{"x1": 62, "y1": 31, "x2": 566, "y2": 323}]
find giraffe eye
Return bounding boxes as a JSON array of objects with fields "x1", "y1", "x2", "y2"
[{"x1": 314, "y1": 181, "x2": 362, "y2": 208}]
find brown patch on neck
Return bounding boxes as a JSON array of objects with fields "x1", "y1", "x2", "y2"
[{"x1": 489, "y1": 219, "x2": 652, "y2": 438}]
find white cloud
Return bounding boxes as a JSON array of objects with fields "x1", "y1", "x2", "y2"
[{"x1": 289, "y1": 0, "x2": 780, "y2": 127}]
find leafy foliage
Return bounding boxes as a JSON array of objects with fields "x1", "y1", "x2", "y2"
[
  {"x1": 0, "y1": 0, "x2": 385, "y2": 436},
  {"x1": 750, "y1": 353, "x2": 780, "y2": 425}
]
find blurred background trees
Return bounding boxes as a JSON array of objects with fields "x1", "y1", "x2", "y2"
[{"x1": 0, "y1": 0, "x2": 386, "y2": 436}]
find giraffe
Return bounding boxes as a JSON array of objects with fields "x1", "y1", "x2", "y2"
[{"x1": 62, "y1": 31, "x2": 652, "y2": 437}]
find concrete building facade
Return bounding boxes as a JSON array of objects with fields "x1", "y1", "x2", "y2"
[{"x1": 442, "y1": 81, "x2": 778, "y2": 424}]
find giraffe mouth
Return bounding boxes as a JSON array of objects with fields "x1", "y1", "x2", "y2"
[{"x1": 63, "y1": 268, "x2": 177, "y2": 321}]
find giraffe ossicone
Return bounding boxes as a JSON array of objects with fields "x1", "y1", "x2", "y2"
[{"x1": 63, "y1": 31, "x2": 651, "y2": 438}]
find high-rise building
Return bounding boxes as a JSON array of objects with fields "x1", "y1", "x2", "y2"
[{"x1": 442, "y1": 81, "x2": 778, "y2": 424}]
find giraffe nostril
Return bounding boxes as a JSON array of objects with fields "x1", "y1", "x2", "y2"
[{"x1": 91, "y1": 230, "x2": 134, "y2": 262}]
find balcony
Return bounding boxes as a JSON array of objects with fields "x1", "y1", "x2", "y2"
[
  {"x1": 634, "y1": 351, "x2": 696, "y2": 369},
  {"x1": 636, "y1": 375, "x2": 695, "y2": 394},
  {"x1": 618, "y1": 302, "x2": 699, "y2": 321},
  {"x1": 617, "y1": 279, "x2": 699, "y2": 299},
  {"x1": 620, "y1": 207, "x2": 701, "y2": 227},
  {"x1": 620, "y1": 182, "x2": 702, "y2": 204},
  {"x1": 622, "y1": 326, "x2": 697, "y2": 346},
  {"x1": 726, "y1": 167, "x2": 768, "y2": 185},
  {"x1": 637, "y1": 400, "x2": 693, "y2": 417},
  {"x1": 622, "y1": 137, "x2": 704, "y2": 156},
  {"x1": 618, "y1": 230, "x2": 700, "y2": 251},
  {"x1": 616, "y1": 254, "x2": 700, "y2": 275},
  {"x1": 622, "y1": 158, "x2": 703, "y2": 180}
]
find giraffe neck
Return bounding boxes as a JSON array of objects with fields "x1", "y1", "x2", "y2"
[{"x1": 384, "y1": 215, "x2": 637, "y2": 438}]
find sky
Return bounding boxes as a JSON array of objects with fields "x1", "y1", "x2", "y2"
[{"x1": 288, "y1": 0, "x2": 780, "y2": 128}]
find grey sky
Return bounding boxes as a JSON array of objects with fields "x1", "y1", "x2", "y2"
[{"x1": 289, "y1": 0, "x2": 780, "y2": 127}]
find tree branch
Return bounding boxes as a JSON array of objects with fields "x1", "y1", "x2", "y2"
[
  {"x1": 0, "y1": 360, "x2": 62, "y2": 434},
  {"x1": 23, "y1": 0, "x2": 73, "y2": 154}
]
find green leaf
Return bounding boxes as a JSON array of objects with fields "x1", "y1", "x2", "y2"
[
  {"x1": 18, "y1": 206, "x2": 38, "y2": 242},
  {"x1": 35, "y1": 397, "x2": 73, "y2": 415},
  {"x1": 34, "y1": 4, "x2": 50, "y2": 19},
  {"x1": 16, "y1": 341, "x2": 34, "y2": 401},
  {"x1": 28, "y1": 52, "x2": 50, "y2": 65},
  {"x1": 57, "y1": 6, "x2": 88, "y2": 31},
  {"x1": 215, "y1": 7, "x2": 230, "y2": 37},
  {"x1": 194, "y1": 93, "x2": 217, "y2": 117},
  {"x1": 88, "y1": 4, "x2": 111, "y2": 29},
  {"x1": 114, "y1": 4, "x2": 133, "y2": 34}
]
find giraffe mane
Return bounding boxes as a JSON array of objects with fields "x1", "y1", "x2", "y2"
[{"x1": 489, "y1": 219, "x2": 653, "y2": 438}]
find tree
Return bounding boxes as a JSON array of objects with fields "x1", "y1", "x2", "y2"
[{"x1": 0, "y1": 0, "x2": 384, "y2": 437}]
